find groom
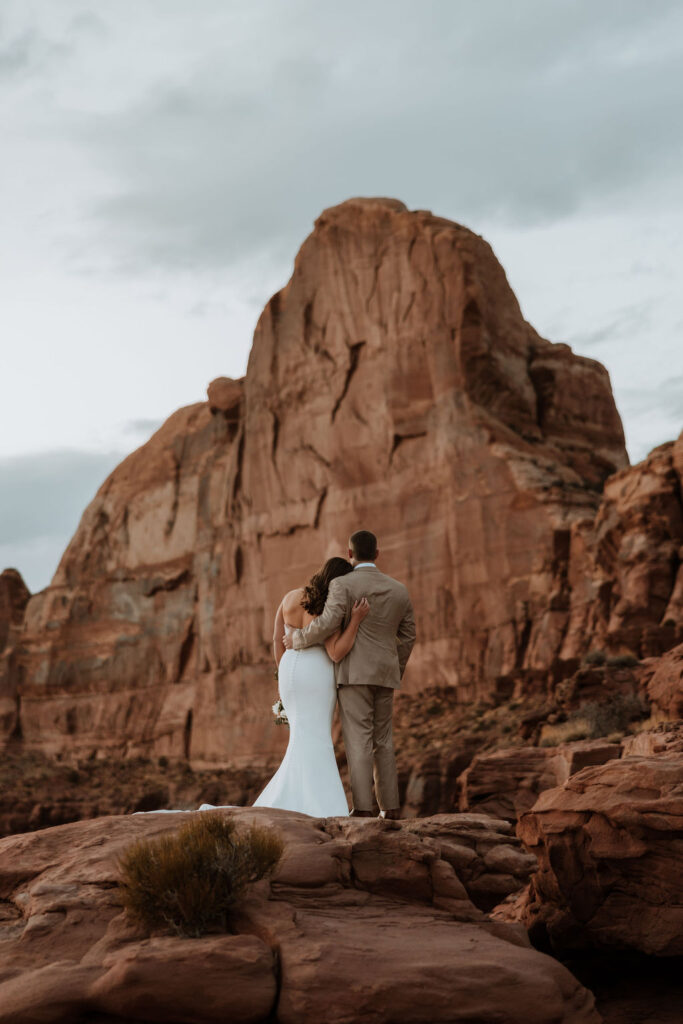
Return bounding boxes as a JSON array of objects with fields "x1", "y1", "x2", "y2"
[{"x1": 285, "y1": 530, "x2": 416, "y2": 818}]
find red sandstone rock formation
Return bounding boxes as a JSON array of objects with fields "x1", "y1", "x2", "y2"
[
  {"x1": 458, "y1": 739, "x2": 623, "y2": 822},
  {"x1": 638, "y1": 641, "x2": 683, "y2": 720},
  {"x1": 0, "y1": 808, "x2": 600, "y2": 1023},
  {"x1": 562, "y1": 434, "x2": 683, "y2": 664},
  {"x1": 2, "y1": 197, "x2": 680, "y2": 768},
  {"x1": 0, "y1": 568, "x2": 29, "y2": 654},
  {"x1": 0, "y1": 199, "x2": 627, "y2": 763},
  {"x1": 517, "y1": 751, "x2": 683, "y2": 955},
  {"x1": 0, "y1": 568, "x2": 30, "y2": 741}
]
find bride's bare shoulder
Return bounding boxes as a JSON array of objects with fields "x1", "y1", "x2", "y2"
[{"x1": 282, "y1": 587, "x2": 305, "y2": 611}]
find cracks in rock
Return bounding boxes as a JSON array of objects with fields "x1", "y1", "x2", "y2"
[
  {"x1": 267, "y1": 487, "x2": 328, "y2": 539},
  {"x1": 271, "y1": 411, "x2": 280, "y2": 462},
  {"x1": 184, "y1": 708, "x2": 193, "y2": 760},
  {"x1": 314, "y1": 487, "x2": 328, "y2": 529},
  {"x1": 390, "y1": 432, "x2": 427, "y2": 463},
  {"x1": 401, "y1": 291, "x2": 416, "y2": 323},
  {"x1": 177, "y1": 616, "x2": 196, "y2": 681},
  {"x1": 231, "y1": 428, "x2": 245, "y2": 510},
  {"x1": 234, "y1": 544, "x2": 244, "y2": 584},
  {"x1": 10, "y1": 693, "x2": 22, "y2": 741},
  {"x1": 332, "y1": 342, "x2": 365, "y2": 422},
  {"x1": 165, "y1": 449, "x2": 183, "y2": 537},
  {"x1": 527, "y1": 354, "x2": 554, "y2": 436},
  {"x1": 300, "y1": 443, "x2": 331, "y2": 469},
  {"x1": 365, "y1": 248, "x2": 388, "y2": 314},
  {"x1": 121, "y1": 506, "x2": 130, "y2": 549},
  {"x1": 143, "y1": 568, "x2": 191, "y2": 597},
  {"x1": 514, "y1": 607, "x2": 533, "y2": 673}
]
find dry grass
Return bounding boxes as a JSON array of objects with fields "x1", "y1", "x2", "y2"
[
  {"x1": 118, "y1": 812, "x2": 283, "y2": 937},
  {"x1": 539, "y1": 718, "x2": 593, "y2": 747}
]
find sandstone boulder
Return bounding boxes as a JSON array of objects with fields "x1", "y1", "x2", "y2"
[
  {"x1": 458, "y1": 740, "x2": 623, "y2": 822},
  {"x1": 518, "y1": 753, "x2": 683, "y2": 955},
  {"x1": 0, "y1": 807, "x2": 600, "y2": 1023},
  {"x1": 206, "y1": 375, "x2": 244, "y2": 415}
]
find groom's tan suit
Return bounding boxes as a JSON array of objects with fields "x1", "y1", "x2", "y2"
[{"x1": 291, "y1": 565, "x2": 416, "y2": 812}]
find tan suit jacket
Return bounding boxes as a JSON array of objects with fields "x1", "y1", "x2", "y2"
[{"x1": 291, "y1": 565, "x2": 416, "y2": 689}]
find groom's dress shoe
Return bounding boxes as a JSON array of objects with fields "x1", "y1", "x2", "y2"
[
  {"x1": 349, "y1": 809, "x2": 374, "y2": 818},
  {"x1": 380, "y1": 809, "x2": 401, "y2": 820}
]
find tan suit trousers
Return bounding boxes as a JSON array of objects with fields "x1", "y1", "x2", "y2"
[{"x1": 337, "y1": 684, "x2": 399, "y2": 812}]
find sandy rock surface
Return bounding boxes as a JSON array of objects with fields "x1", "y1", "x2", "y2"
[{"x1": 0, "y1": 807, "x2": 601, "y2": 1024}]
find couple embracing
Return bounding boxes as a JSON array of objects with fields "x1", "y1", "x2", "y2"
[{"x1": 254, "y1": 530, "x2": 416, "y2": 818}]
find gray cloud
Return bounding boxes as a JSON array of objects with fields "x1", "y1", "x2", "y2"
[
  {"x1": 619, "y1": 376, "x2": 683, "y2": 421},
  {"x1": 565, "y1": 301, "x2": 655, "y2": 349},
  {"x1": 0, "y1": 449, "x2": 123, "y2": 590},
  {"x1": 123, "y1": 418, "x2": 164, "y2": 437},
  {"x1": 68, "y1": 0, "x2": 683, "y2": 274}
]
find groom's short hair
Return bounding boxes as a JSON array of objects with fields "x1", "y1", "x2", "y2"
[{"x1": 350, "y1": 530, "x2": 378, "y2": 561}]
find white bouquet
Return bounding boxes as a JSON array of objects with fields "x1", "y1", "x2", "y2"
[{"x1": 272, "y1": 698, "x2": 289, "y2": 726}]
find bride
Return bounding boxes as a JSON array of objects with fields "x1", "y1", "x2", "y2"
[{"x1": 253, "y1": 557, "x2": 369, "y2": 817}]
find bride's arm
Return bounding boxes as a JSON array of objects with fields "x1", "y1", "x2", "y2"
[
  {"x1": 324, "y1": 599, "x2": 370, "y2": 663},
  {"x1": 273, "y1": 601, "x2": 286, "y2": 666}
]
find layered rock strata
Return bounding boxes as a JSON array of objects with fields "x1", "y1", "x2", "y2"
[
  {"x1": 4, "y1": 197, "x2": 681, "y2": 767},
  {"x1": 517, "y1": 751, "x2": 683, "y2": 955}
]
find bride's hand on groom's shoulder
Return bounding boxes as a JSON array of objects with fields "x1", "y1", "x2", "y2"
[{"x1": 351, "y1": 597, "x2": 370, "y2": 622}]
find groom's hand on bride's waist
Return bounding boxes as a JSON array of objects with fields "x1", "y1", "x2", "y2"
[{"x1": 282, "y1": 631, "x2": 295, "y2": 650}]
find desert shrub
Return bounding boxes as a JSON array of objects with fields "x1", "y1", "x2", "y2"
[
  {"x1": 579, "y1": 694, "x2": 649, "y2": 736},
  {"x1": 605, "y1": 653, "x2": 639, "y2": 668},
  {"x1": 582, "y1": 649, "x2": 606, "y2": 666},
  {"x1": 118, "y1": 812, "x2": 283, "y2": 938},
  {"x1": 539, "y1": 693, "x2": 648, "y2": 747},
  {"x1": 539, "y1": 718, "x2": 592, "y2": 747}
]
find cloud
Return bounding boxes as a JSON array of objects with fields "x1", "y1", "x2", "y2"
[
  {"x1": 0, "y1": 449, "x2": 124, "y2": 591},
  {"x1": 66, "y1": 0, "x2": 683, "y2": 274},
  {"x1": 123, "y1": 418, "x2": 164, "y2": 437},
  {"x1": 564, "y1": 300, "x2": 655, "y2": 348}
]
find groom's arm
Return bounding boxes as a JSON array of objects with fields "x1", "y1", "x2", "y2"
[
  {"x1": 396, "y1": 595, "x2": 416, "y2": 677},
  {"x1": 291, "y1": 578, "x2": 347, "y2": 649}
]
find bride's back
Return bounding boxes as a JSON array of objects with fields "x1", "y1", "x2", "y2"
[{"x1": 282, "y1": 588, "x2": 315, "y2": 629}]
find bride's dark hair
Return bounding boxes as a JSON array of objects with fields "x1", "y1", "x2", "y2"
[{"x1": 301, "y1": 557, "x2": 353, "y2": 616}]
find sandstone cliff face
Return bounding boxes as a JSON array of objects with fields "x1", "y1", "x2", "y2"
[
  {"x1": 7, "y1": 196, "x2": 680, "y2": 767},
  {"x1": 563, "y1": 434, "x2": 683, "y2": 664}
]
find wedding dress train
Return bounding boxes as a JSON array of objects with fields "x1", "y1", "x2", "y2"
[{"x1": 253, "y1": 625, "x2": 349, "y2": 817}]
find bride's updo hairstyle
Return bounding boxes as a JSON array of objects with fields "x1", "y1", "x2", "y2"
[{"x1": 301, "y1": 557, "x2": 353, "y2": 616}]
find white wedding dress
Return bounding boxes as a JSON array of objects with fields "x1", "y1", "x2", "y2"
[{"x1": 253, "y1": 624, "x2": 349, "y2": 817}]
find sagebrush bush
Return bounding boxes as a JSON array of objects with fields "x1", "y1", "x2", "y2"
[
  {"x1": 539, "y1": 693, "x2": 649, "y2": 747},
  {"x1": 582, "y1": 649, "x2": 606, "y2": 666},
  {"x1": 605, "y1": 653, "x2": 639, "y2": 668},
  {"x1": 118, "y1": 812, "x2": 283, "y2": 937}
]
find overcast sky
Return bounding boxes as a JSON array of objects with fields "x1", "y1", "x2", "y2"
[{"x1": 1, "y1": 0, "x2": 682, "y2": 593}]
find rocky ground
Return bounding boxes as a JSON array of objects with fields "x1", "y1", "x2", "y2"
[
  {"x1": 0, "y1": 807, "x2": 599, "y2": 1024},
  {"x1": 1, "y1": 728, "x2": 681, "y2": 1024}
]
